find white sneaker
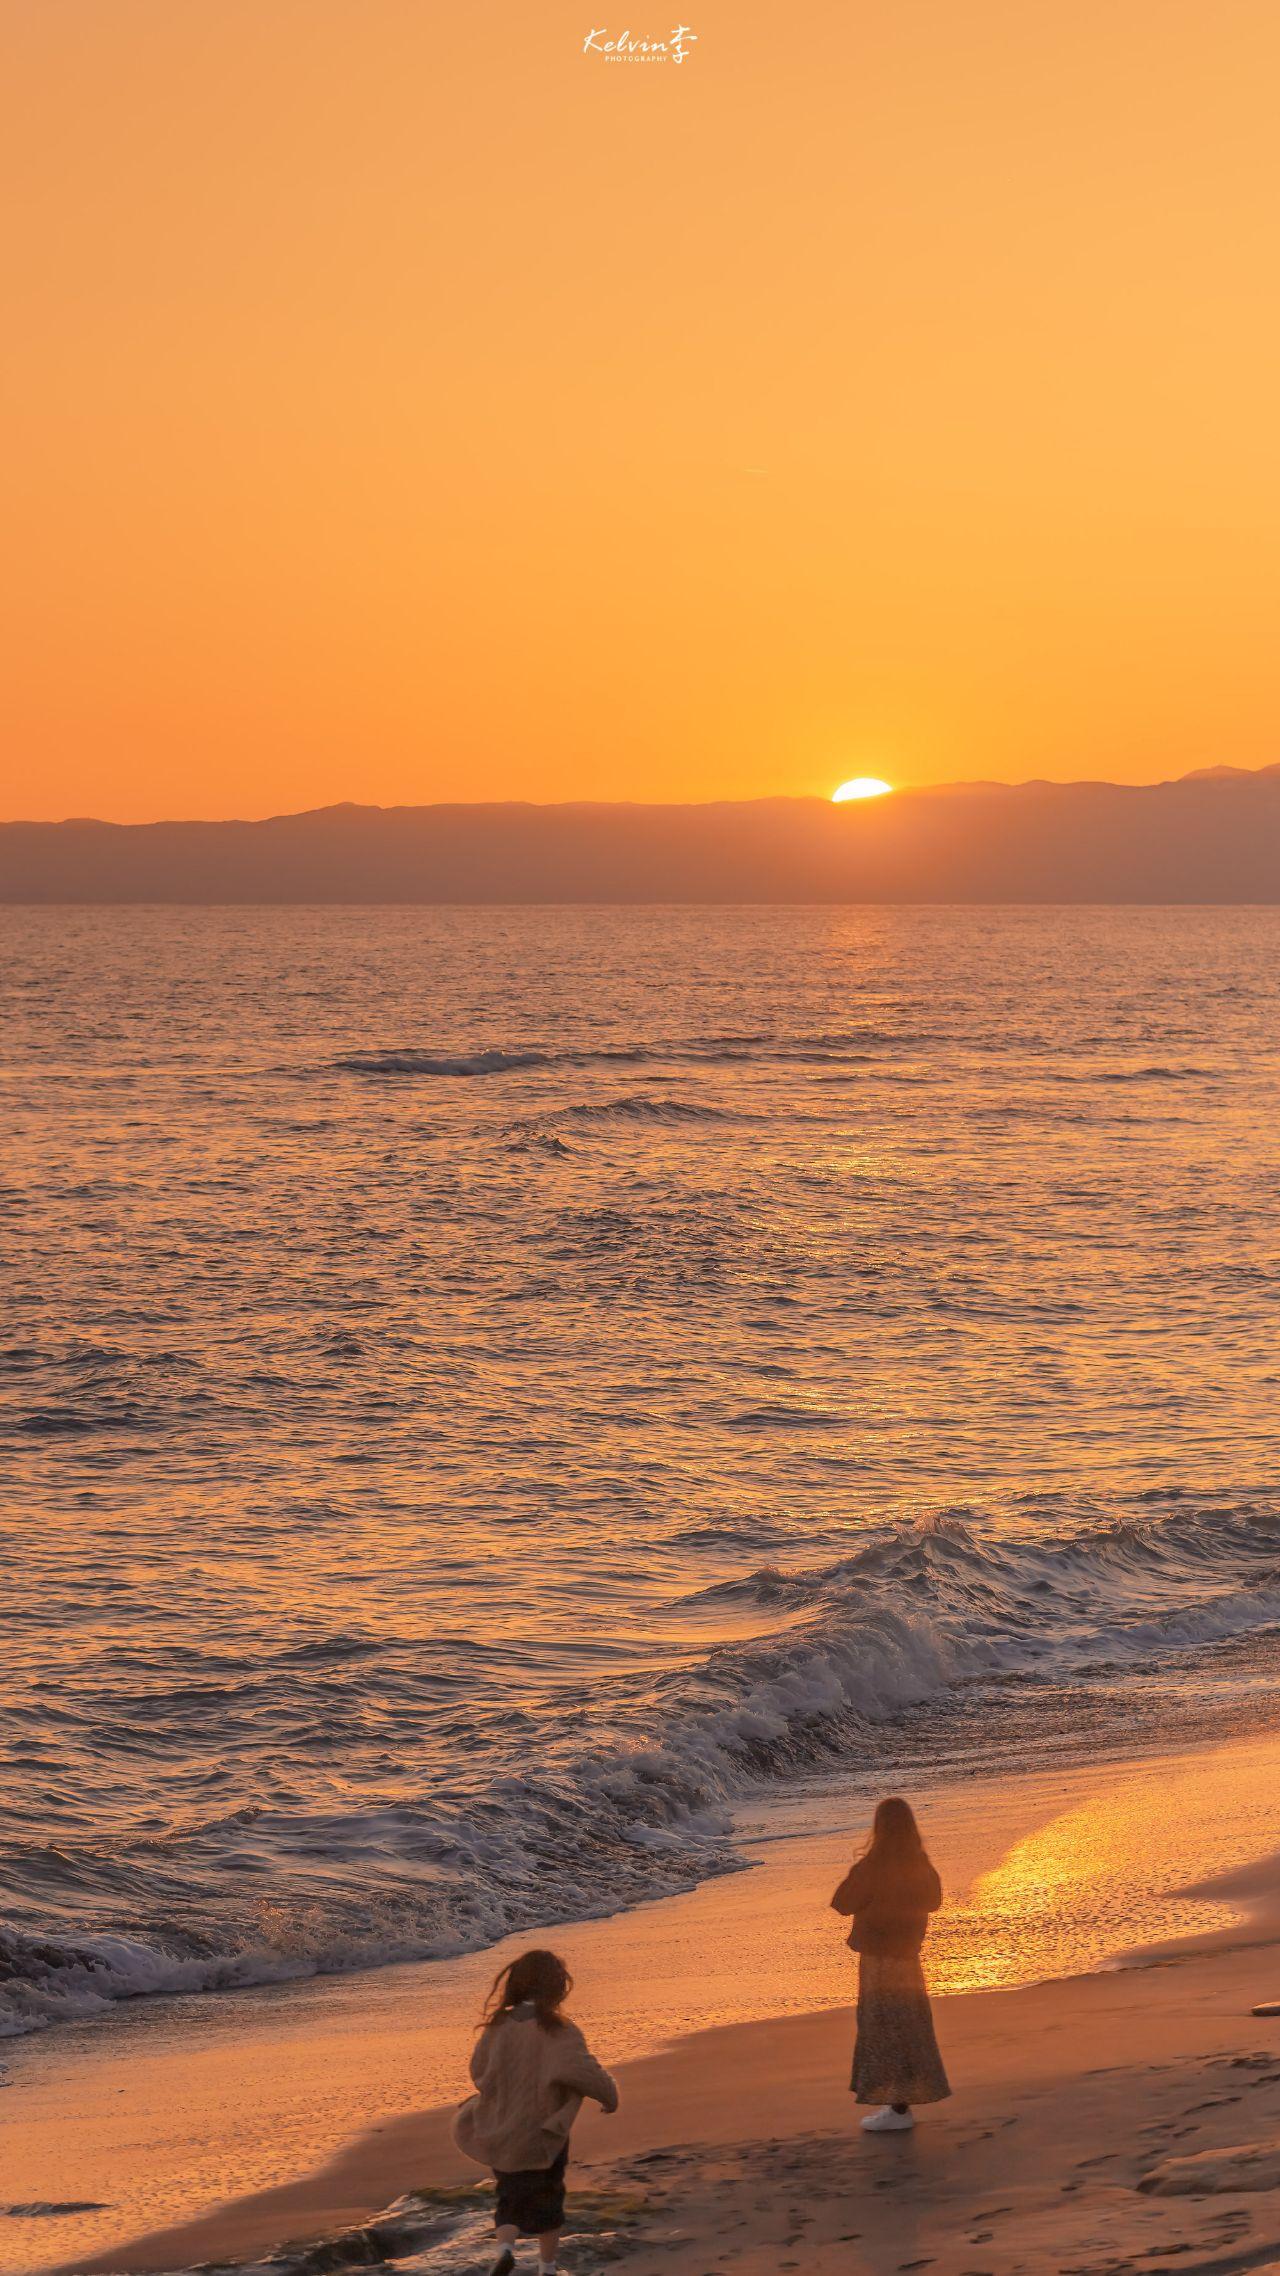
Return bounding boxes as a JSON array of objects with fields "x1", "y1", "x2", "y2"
[{"x1": 861, "y1": 2106, "x2": 914, "y2": 2132}]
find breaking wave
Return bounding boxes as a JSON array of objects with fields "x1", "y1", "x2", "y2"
[{"x1": 5, "y1": 1500, "x2": 1280, "y2": 2040}]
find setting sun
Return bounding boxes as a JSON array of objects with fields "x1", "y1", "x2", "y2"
[{"x1": 832, "y1": 778, "x2": 893, "y2": 803}]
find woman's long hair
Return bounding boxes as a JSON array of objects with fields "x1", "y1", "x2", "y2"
[
  {"x1": 481, "y1": 1948, "x2": 571, "y2": 2033},
  {"x1": 860, "y1": 1795, "x2": 933, "y2": 1887}
]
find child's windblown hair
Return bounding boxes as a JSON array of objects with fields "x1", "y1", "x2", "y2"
[{"x1": 481, "y1": 1948, "x2": 572, "y2": 2033}]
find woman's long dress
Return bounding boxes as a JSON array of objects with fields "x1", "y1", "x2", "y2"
[
  {"x1": 850, "y1": 1949, "x2": 950, "y2": 2105},
  {"x1": 837, "y1": 1855, "x2": 951, "y2": 2107}
]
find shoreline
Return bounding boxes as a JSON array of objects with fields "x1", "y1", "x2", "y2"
[
  {"x1": 38, "y1": 1924, "x2": 1280, "y2": 2276},
  {"x1": 9, "y1": 1728, "x2": 1280, "y2": 2276}
]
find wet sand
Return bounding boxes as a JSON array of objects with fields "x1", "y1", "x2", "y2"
[
  {"x1": 35, "y1": 1923, "x2": 1280, "y2": 2276},
  {"x1": 10, "y1": 1732, "x2": 1280, "y2": 2276}
]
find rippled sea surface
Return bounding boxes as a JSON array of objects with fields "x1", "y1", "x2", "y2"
[{"x1": 5, "y1": 904, "x2": 1280, "y2": 2038}]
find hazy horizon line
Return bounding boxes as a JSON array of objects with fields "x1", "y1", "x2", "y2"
[{"x1": 6, "y1": 759, "x2": 1280, "y2": 833}]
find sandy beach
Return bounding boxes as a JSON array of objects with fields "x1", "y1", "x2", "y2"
[
  {"x1": 27, "y1": 1897, "x2": 1280, "y2": 2276},
  {"x1": 10, "y1": 1727, "x2": 1280, "y2": 2276}
]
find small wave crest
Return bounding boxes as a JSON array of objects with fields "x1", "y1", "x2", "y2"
[
  {"x1": 505, "y1": 1096, "x2": 743, "y2": 1145},
  {"x1": 325, "y1": 1030, "x2": 923, "y2": 1080}
]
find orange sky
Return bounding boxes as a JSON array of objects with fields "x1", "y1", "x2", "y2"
[{"x1": 4, "y1": 0, "x2": 1280, "y2": 822}]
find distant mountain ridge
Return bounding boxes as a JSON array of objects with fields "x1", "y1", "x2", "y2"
[{"x1": 4, "y1": 766, "x2": 1280, "y2": 902}]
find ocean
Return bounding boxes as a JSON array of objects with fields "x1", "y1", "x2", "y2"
[{"x1": 5, "y1": 902, "x2": 1280, "y2": 2043}]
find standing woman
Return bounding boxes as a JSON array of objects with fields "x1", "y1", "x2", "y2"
[{"x1": 832, "y1": 1795, "x2": 950, "y2": 2133}]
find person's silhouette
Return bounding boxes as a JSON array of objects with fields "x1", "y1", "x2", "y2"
[{"x1": 832, "y1": 1796, "x2": 950, "y2": 2132}]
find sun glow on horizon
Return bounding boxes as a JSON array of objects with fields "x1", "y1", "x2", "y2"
[{"x1": 831, "y1": 778, "x2": 894, "y2": 803}]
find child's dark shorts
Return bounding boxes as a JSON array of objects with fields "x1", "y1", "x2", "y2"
[{"x1": 494, "y1": 2143, "x2": 568, "y2": 2234}]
